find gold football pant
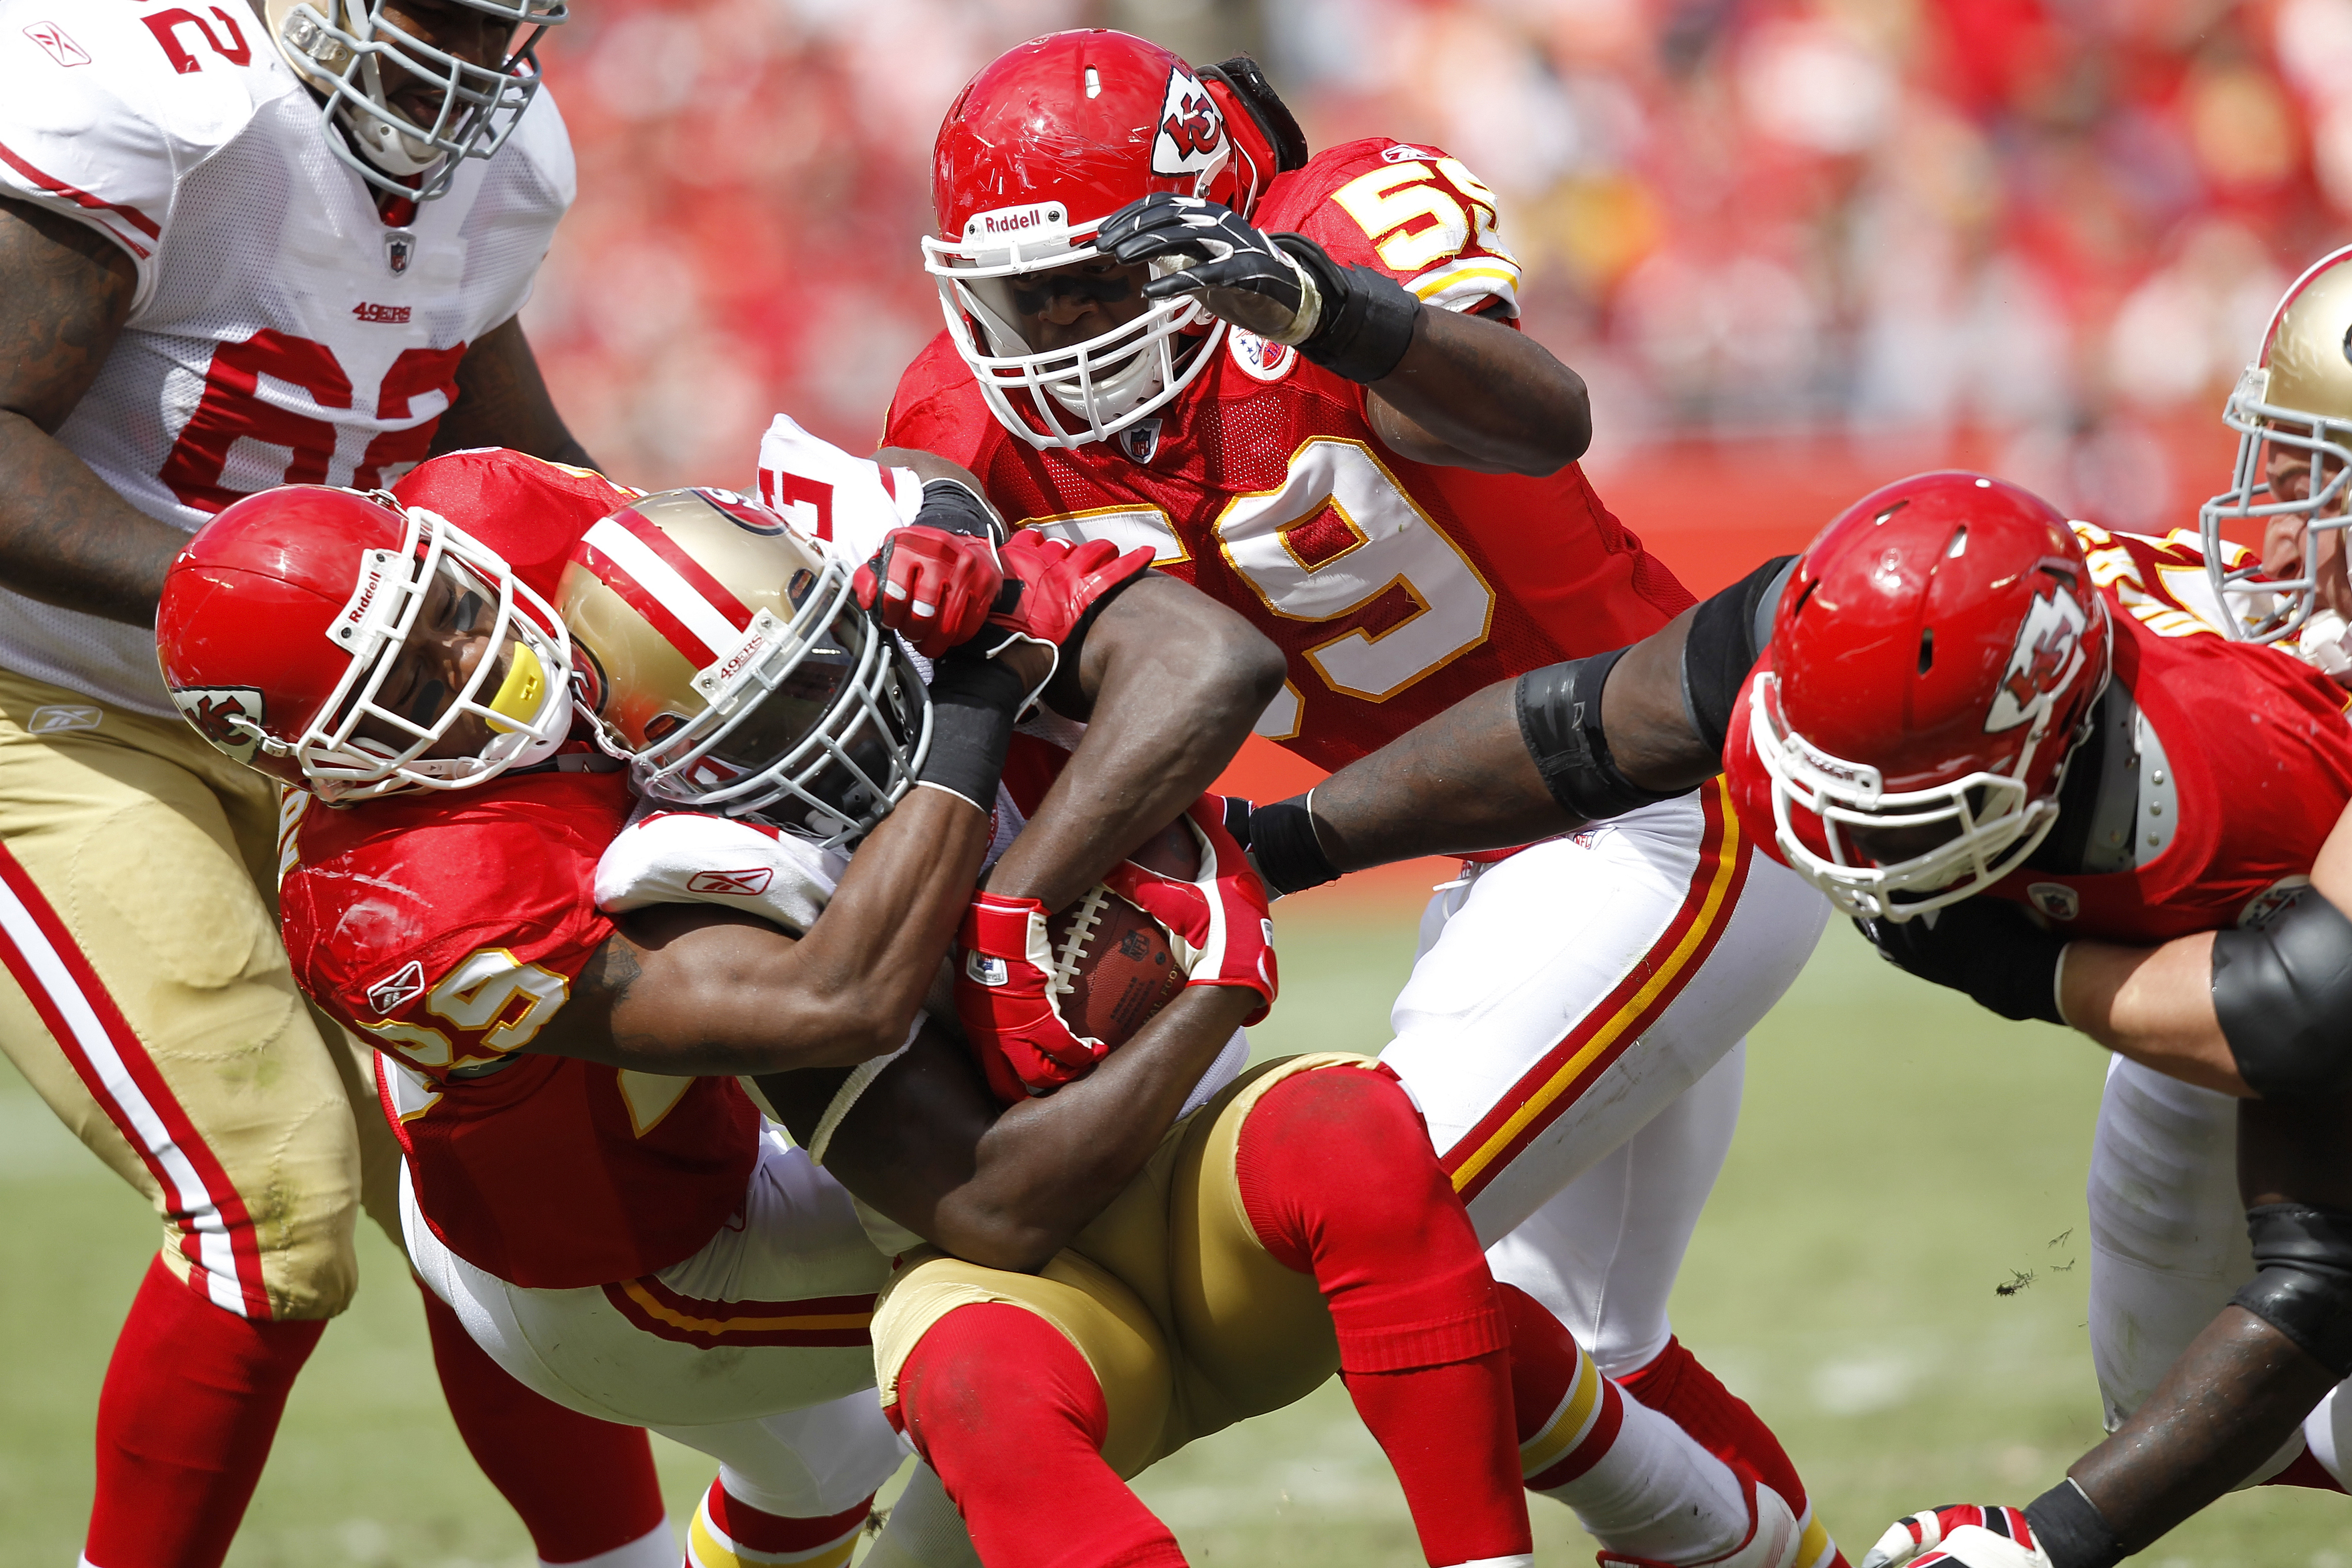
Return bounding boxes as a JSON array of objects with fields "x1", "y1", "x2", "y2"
[
  {"x1": 872, "y1": 1054, "x2": 1364, "y2": 1476},
  {"x1": 0, "y1": 667, "x2": 393, "y2": 1320}
]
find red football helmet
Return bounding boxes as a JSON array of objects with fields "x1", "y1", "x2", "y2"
[
  {"x1": 926, "y1": 29, "x2": 1288, "y2": 448},
  {"x1": 156, "y1": 485, "x2": 574, "y2": 800},
  {"x1": 1749, "y1": 471, "x2": 2112, "y2": 920}
]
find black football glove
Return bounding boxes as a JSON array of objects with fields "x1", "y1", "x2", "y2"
[
  {"x1": 1099, "y1": 193, "x2": 1320, "y2": 341},
  {"x1": 1097, "y1": 193, "x2": 1421, "y2": 384},
  {"x1": 1854, "y1": 899, "x2": 2069, "y2": 1026}
]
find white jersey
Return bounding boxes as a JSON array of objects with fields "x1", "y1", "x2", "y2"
[{"x1": 0, "y1": 2, "x2": 573, "y2": 714}]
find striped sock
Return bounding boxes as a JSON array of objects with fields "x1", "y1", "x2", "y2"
[
  {"x1": 1503, "y1": 1285, "x2": 1750, "y2": 1566},
  {"x1": 685, "y1": 1480, "x2": 872, "y2": 1568}
]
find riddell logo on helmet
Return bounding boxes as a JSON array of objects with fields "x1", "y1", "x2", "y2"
[
  {"x1": 1150, "y1": 67, "x2": 1224, "y2": 177},
  {"x1": 1984, "y1": 584, "x2": 2090, "y2": 734},
  {"x1": 964, "y1": 203, "x2": 1068, "y2": 241}
]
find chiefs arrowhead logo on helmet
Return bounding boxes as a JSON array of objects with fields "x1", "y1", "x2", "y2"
[
  {"x1": 1151, "y1": 66, "x2": 1226, "y2": 176},
  {"x1": 1984, "y1": 584, "x2": 2091, "y2": 735},
  {"x1": 169, "y1": 685, "x2": 267, "y2": 763}
]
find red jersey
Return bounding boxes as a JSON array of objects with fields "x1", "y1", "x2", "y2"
[
  {"x1": 877, "y1": 138, "x2": 1689, "y2": 773},
  {"x1": 280, "y1": 449, "x2": 759, "y2": 1288},
  {"x1": 1727, "y1": 529, "x2": 2352, "y2": 942}
]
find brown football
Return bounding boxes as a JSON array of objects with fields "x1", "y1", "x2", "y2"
[{"x1": 1044, "y1": 815, "x2": 1198, "y2": 1048}]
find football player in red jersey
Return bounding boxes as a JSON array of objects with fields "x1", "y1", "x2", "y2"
[
  {"x1": 1236, "y1": 469, "x2": 2352, "y2": 1568},
  {"x1": 154, "y1": 445, "x2": 1594, "y2": 1568},
  {"x1": 861, "y1": 31, "x2": 1839, "y2": 1568}
]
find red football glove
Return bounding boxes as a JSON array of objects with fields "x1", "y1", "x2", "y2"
[
  {"x1": 1100, "y1": 795, "x2": 1277, "y2": 1024},
  {"x1": 956, "y1": 794, "x2": 1279, "y2": 1104},
  {"x1": 991, "y1": 529, "x2": 1157, "y2": 648},
  {"x1": 852, "y1": 527, "x2": 1002, "y2": 659},
  {"x1": 955, "y1": 890, "x2": 1109, "y2": 1104}
]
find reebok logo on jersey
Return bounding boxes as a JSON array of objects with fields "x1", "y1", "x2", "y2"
[
  {"x1": 1150, "y1": 67, "x2": 1224, "y2": 177},
  {"x1": 24, "y1": 22, "x2": 90, "y2": 66},
  {"x1": 26, "y1": 704, "x2": 101, "y2": 734},
  {"x1": 367, "y1": 960, "x2": 427, "y2": 1015},
  {"x1": 352, "y1": 302, "x2": 412, "y2": 325},
  {"x1": 1985, "y1": 584, "x2": 2092, "y2": 734},
  {"x1": 686, "y1": 867, "x2": 775, "y2": 897}
]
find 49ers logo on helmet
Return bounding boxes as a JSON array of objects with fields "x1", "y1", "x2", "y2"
[
  {"x1": 170, "y1": 685, "x2": 266, "y2": 762},
  {"x1": 1151, "y1": 67, "x2": 1224, "y2": 177},
  {"x1": 1984, "y1": 583, "x2": 2091, "y2": 734}
]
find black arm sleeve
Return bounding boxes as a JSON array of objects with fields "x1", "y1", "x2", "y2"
[
  {"x1": 1514, "y1": 648, "x2": 1681, "y2": 823},
  {"x1": 1679, "y1": 555, "x2": 1798, "y2": 757},
  {"x1": 2210, "y1": 886, "x2": 2352, "y2": 1098}
]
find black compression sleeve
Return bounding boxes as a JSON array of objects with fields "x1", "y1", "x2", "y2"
[
  {"x1": 1514, "y1": 649, "x2": 1681, "y2": 823},
  {"x1": 1680, "y1": 555, "x2": 1798, "y2": 756},
  {"x1": 917, "y1": 656, "x2": 1022, "y2": 811},
  {"x1": 2210, "y1": 886, "x2": 2352, "y2": 1098},
  {"x1": 913, "y1": 477, "x2": 1005, "y2": 544},
  {"x1": 1247, "y1": 796, "x2": 1340, "y2": 896},
  {"x1": 2021, "y1": 1480, "x2": 2124, "y2": 1568}
]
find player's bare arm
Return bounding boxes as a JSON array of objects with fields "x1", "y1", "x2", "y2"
[
  {"x1": 0, "y1": 196, "x2": 191, "y2": 626},
  {"x1": 1360, "y1": 303, "x2": 1591, "y2": 476},
  {"x1": 428, "y1": 314, "x2": 597, "y2": 470},
  {"x1": 1245, "y1": 559, "x2": 1782, "y2": 891},
  {"x1": 991, "y1": 573, "x2": 1282, "y2": 910},
  {"x1": 761, "y1": 984, "x2": 1258, "y2": 1273},
  {"x1": 1097, "y1": 193, "x2": 1589, "y2": 476}
]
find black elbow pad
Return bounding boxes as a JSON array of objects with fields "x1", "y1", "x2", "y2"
[
  {"x1": 1515, "y1": 648, "x2": 1680, "y2": 823},
  {"x1": 1680, "y1": 555, "x2": 1798, "y2": 756},
  {"x1": 2230, "y1": 1203, "x2": 2352, "y2": 1377},
  {"x1": 2210, "y1": 886, "x2": 2352, "y2": 1098}
]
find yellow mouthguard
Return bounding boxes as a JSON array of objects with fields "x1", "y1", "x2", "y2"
[{"x1": 484, "y1": 642, "x2": 546, "y2": 734}]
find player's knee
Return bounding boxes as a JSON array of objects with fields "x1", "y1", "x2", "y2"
[
  {"x1": 2231, "y1": 1204, "x2": 2352, "y2": 1377},
  {"x1": 1236, "y1": 1065, "x2": 1451, "y2": 1264},
  {"x1": 897, "y1": 1304, "x2": 1110, "y2": 1462}
]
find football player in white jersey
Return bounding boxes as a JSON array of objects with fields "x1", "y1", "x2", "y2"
[{"x1": 0, "y1": 4, "x2": 677, "y2": 1565}]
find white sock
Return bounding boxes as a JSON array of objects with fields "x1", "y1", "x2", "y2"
[
  {"x1": 544, "y1": 1517, "x2": 676, "y2": 1568},
  {"x1": 1521, "y1": 1342, "x2": 1747, "y2": 1564},
  {"x1": 861, "y1": 1465, "x2": 981, "y2": 1568}
]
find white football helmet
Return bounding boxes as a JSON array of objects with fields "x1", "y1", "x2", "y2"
[
  {"x1": 263, "y1": 0, "x2": 566, "y2": 200},
  {"x1": 2201, "y1": 245, "x2": 2352, "y2": 642}
]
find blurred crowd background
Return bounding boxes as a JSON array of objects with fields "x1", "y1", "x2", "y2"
[{"x1": 522, "y1": 0, "x2": 2352, "y2": 545}]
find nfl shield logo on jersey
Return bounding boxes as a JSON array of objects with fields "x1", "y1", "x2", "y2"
[
  {"x1": 384, "y1": 229, "x2": 416, "y2": 276},
  {"x1": 1118, "y1": 419, "x2": 1163, "y2": 465},
  {"x1": 2026, "y1": 883, "x2": 2080, "y2": 921}
]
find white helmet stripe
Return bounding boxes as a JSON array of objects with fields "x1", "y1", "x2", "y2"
[{"x1": 579, "y1": 517, "x2": 744, "y2": 665}]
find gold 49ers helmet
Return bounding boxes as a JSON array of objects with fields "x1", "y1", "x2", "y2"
[
  {"x1": 559, "y1": 489, "x2": 930, "y2": 844},
  {"x1": 2202, "y1": 245, "x2": 2352, "y2": 642}
]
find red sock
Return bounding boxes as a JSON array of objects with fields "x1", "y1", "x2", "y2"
[
  {"x1": 2266, "y1": 1449, "x2": 2348, "y2": 1493},
  {"x1": 85, "y1": 1255, "x2": 326, "y2": 1568},
  {"x1": 416, "y1": 1277, "x2": 667, "y2": 1563},
  {"x1": 1620, "y1": 1337, "x2": 1809, "y2": 1516},
  {"x1": 1237, "y1": 1066, "x2": 1531, "y2": 1566},
  {"x1": 892, "y1": 1303, "x2": 1184, "y2": 1568}
]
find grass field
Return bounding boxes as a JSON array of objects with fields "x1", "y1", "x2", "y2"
[{"x1": 6, "y1": 906, "x2": 2351, "y2": 1566}]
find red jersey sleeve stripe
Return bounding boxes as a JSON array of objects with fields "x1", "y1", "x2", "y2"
[
  {"x1": 0, "y1": 137, "x2": 162, "y2": 249},
  {"x1": 0, "y1": 845, "x2": 270, "y2": 1318}
]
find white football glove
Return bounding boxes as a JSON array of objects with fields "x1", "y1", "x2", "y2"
[{"x1": 1862, "y1": 1506, "x2": 2050, "y2": 1568}]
